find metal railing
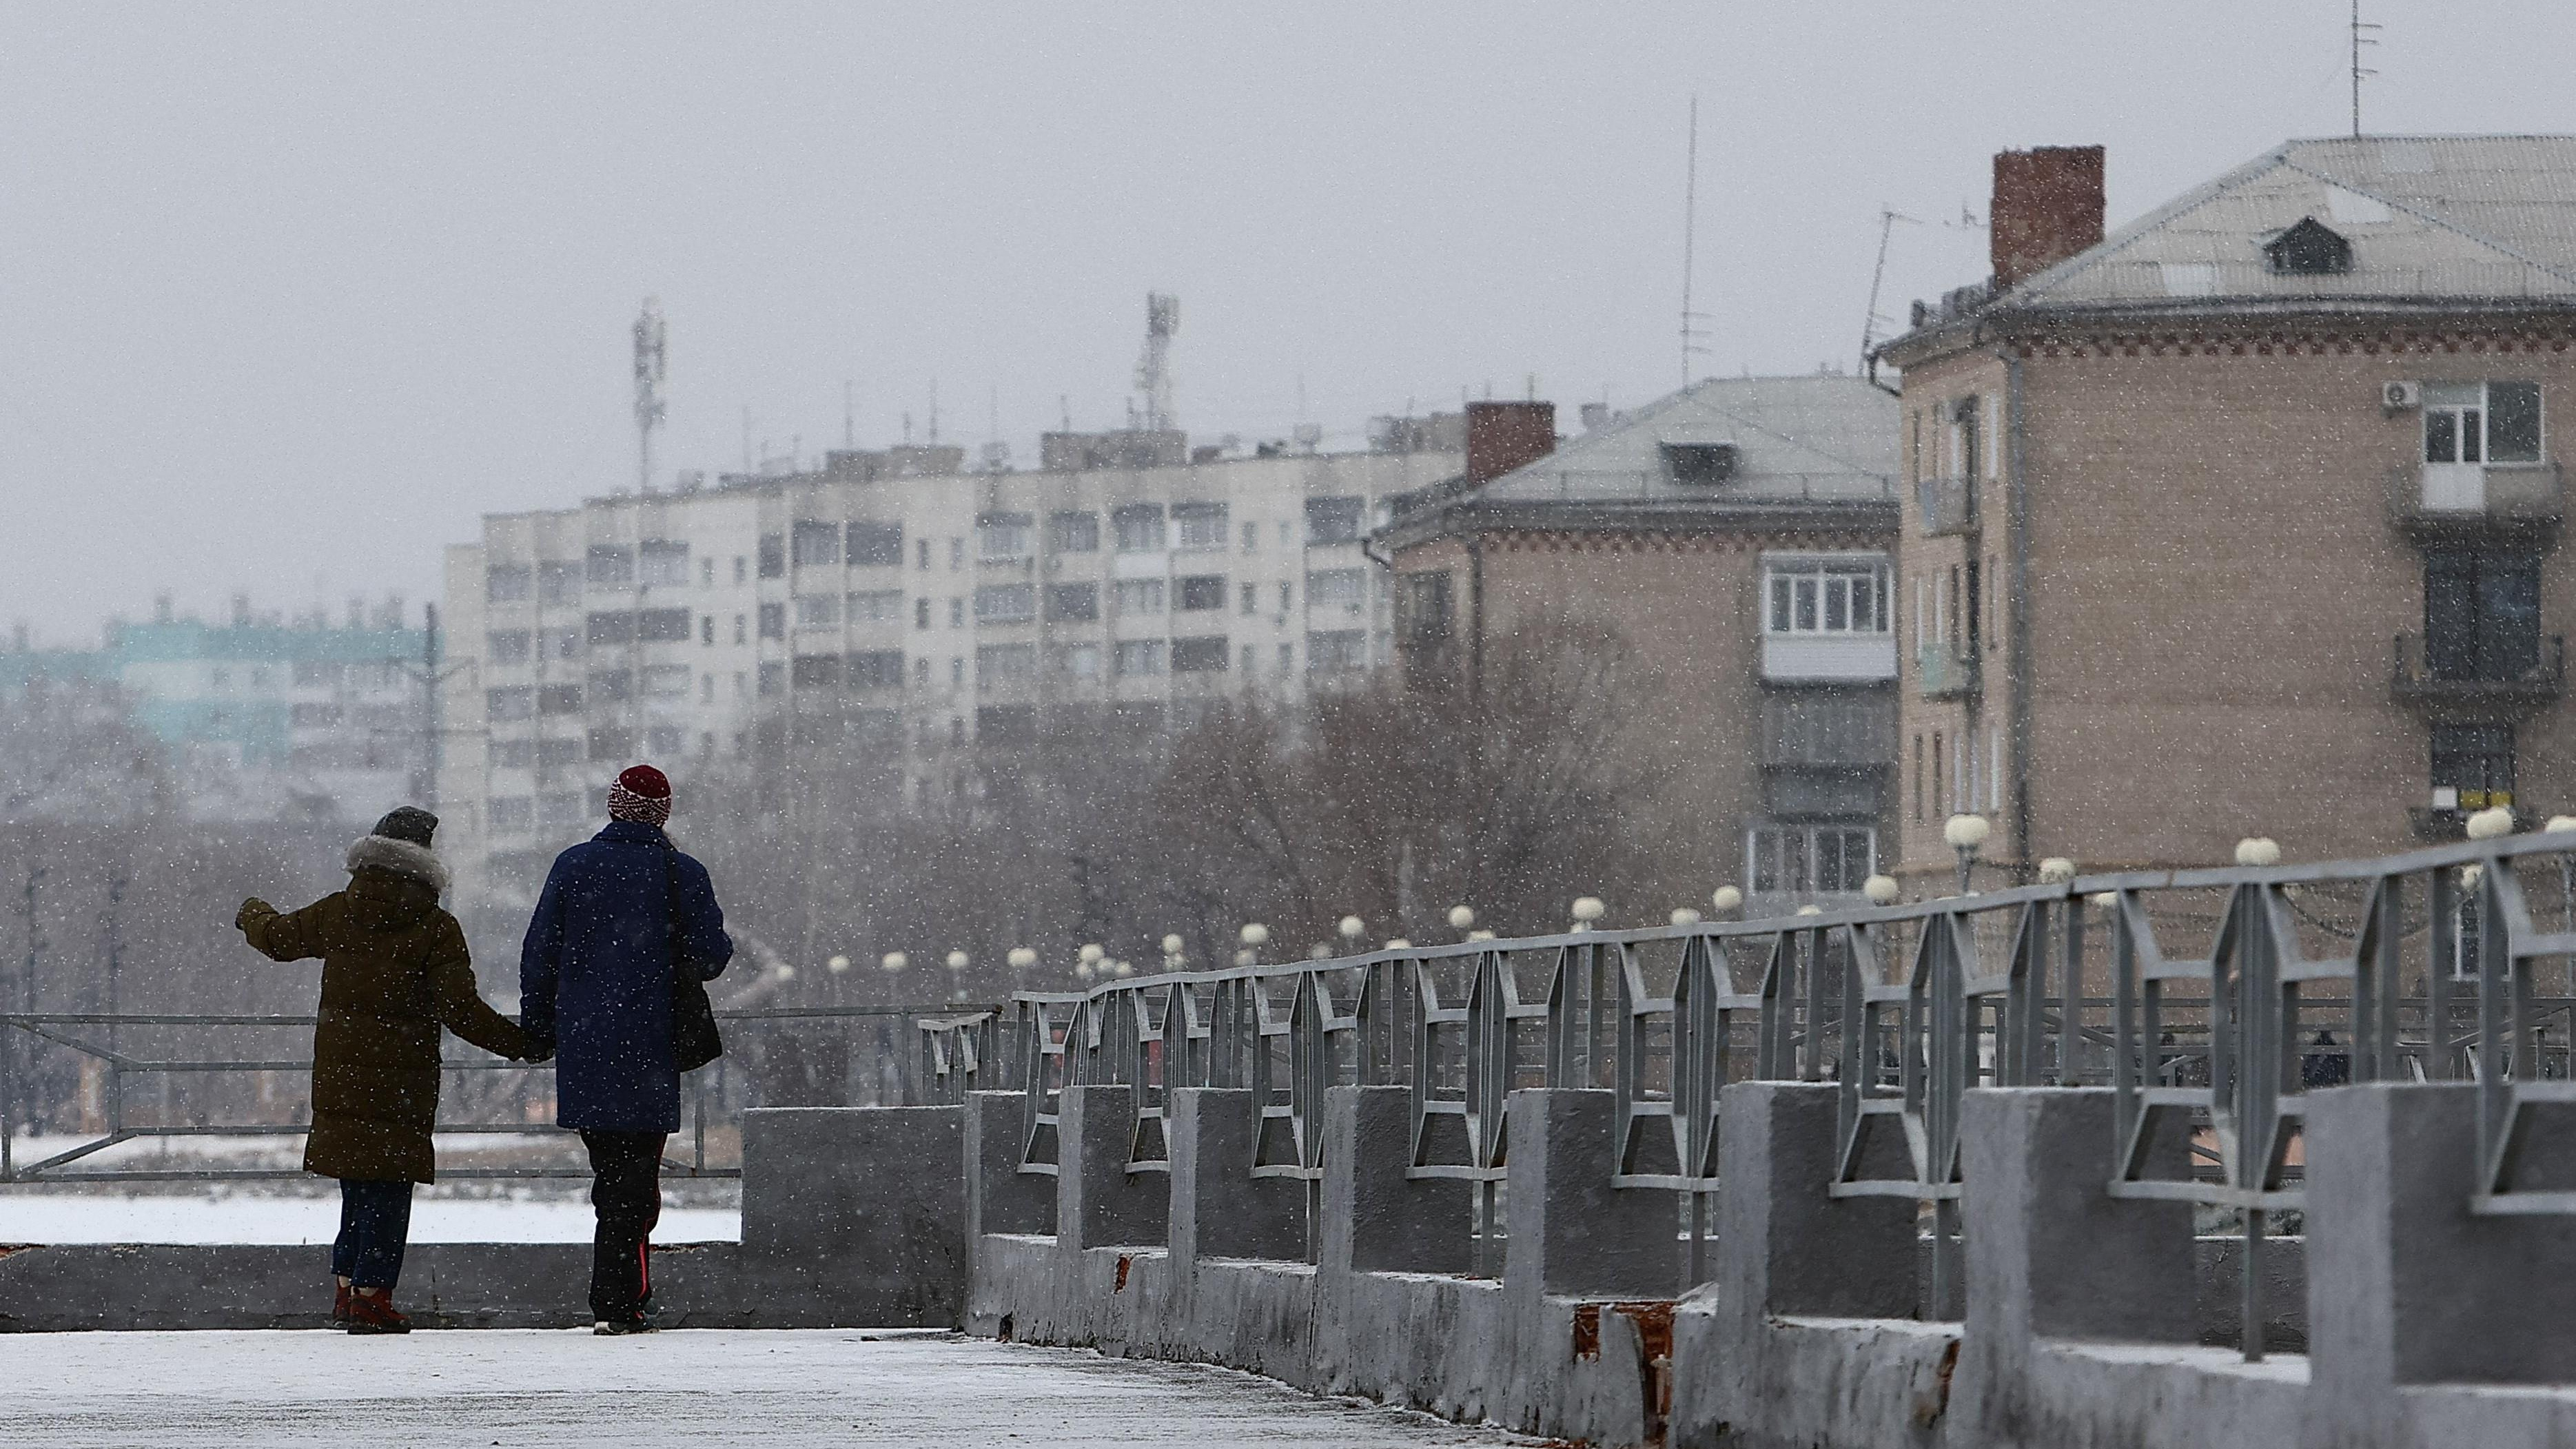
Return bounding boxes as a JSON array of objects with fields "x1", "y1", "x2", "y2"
[
  {"x1": 0, "y1": 1004, "x2": 985, "y2": 1184},
  {"x1": 921, "y1": 830, "x2": 2576, "y2": 1361},
  {"x1": 2391, "y1": 632, "x2": 2566, "y2": 707}
]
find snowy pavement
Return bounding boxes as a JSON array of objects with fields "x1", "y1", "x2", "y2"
[
  {"x1": 0, "y1": 1189, "x2": 737, "y2": 1244},
  {"x1": 0, "y1": 1329, "x2": 1537, "y2": 1446}
]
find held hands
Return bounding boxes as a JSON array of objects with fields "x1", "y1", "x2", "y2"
[
  {"x1": 520, "y1": 1042, "x2": 557, "y2": 1065},
  {"x1": 234, "y1": 898, "x2": 277, "y2": 934}
]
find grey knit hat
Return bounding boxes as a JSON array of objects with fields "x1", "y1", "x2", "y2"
[{"x1": 371, "y1": 806, "x2": 439, "y2": 849}]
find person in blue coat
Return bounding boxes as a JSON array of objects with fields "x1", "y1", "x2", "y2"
[{"x1": 520, "y1": 763, "x2": 733, "y2": 1333}]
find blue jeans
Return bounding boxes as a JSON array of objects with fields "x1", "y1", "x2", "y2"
[{"x1": 331, "y1": 1178, "x2": 415, "y2": 1290}]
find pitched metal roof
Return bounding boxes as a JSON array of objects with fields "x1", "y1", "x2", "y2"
[{"x1": 1999, "y1": 135, "x2": 2576, "y2": 316}]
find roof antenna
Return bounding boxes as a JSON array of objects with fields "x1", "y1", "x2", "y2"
[
  {"x1": 1680, "y1": 94, "x2": 1711, "y2": 389},
  {"x1": 843, "y1": 380, "x2": 855, "y2": 449},
  {"x1": 1860, "y1": 207, "x2": 1924, "y2": 370},
  {"x1": 2351, "y1": 0, "x2": 2380, "y2": 138}
]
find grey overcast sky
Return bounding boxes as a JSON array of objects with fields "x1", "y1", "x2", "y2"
[{"x1": 6, "y1": 1, "x2": 2573, "y2": 644}]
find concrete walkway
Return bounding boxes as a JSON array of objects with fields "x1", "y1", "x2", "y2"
[{"x1": 0, "y1": 1328, "x2": 1539, "y2": 1447}]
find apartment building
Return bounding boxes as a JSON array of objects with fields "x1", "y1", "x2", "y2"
[
  {"x1": 1378, "y1": 382, "x2": 1901, "y2": 917},
  {"x1": 0, "y1": 595, "x2": 429, "y2": 823},
  {"x1": 1882, "y1": 136, "x2": 2576, "y2": 881},
  {"x1": 438, "y1": 440, "x2": 1462, "y2": 900}
]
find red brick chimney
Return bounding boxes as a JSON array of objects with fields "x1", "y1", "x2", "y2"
[
  {"x1": 1991, "y1": 145, "x2": 2105, "y2": 289},
  {"x1": 1464, "y1": 400, "x2": 1556, "y2": 484}
]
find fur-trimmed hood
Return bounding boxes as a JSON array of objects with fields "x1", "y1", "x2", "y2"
[{"x1": 347, "y1": 833, "x2": 451, "y2": 897}]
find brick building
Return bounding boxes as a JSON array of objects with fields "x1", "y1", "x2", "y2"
[
  {"x1": 1378, "y1": 381, "x2": 1899, "y2": 916},
  {"x1": 1881, "y1": 136, "x2": 2576, "y2": 882}
]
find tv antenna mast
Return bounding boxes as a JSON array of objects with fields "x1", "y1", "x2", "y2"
[
  {"x1": 633, "y1": 298, "x2": 666, "y2": 492},
  {"x1": 1679, "y1": 94, "x2": 1712, "y2": 389},
  {"x1": 1859, "y1": 208, "x2": 1925, "y2": 370},
  {"x1": 2349, "y1": 1, "x2": 2380, "y2": 138},
  {"x1": 1135, "y1": 293, "x2": 1180, "y2": 432}
]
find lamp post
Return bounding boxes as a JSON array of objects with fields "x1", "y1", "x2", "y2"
[{"x1": 1943, "y1": 814, "x2": 1990, "y2": 895}]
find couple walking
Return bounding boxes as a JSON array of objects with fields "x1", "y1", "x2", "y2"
[{"x1": 234, "y1": 764, "x2": 731, "y2": 1335}]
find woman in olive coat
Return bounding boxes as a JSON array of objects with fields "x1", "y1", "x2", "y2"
[{"x1": 236, "y1": 806, "x2": 541, "y2": 1333}]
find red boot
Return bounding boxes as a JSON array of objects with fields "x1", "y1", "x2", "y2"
[
  {"x1": 332, "y1": 1284, "x2": 351, "y2": 1326},
  {"x1": 345, "y1": 1293, "x2": 410, "y2": 1335}
]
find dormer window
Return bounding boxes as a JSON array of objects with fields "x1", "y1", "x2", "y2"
[
  {"x1": 1662, "y1": 442, "x2": 1738, "y2": 485},
  {"x1": 2262, "y1": 216, "x2": 2353, "y2": 276}
]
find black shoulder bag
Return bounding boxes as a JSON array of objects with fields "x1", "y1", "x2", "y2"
[{"x1": 666, "y1": 847, "x2": 723, "y2": 1072}]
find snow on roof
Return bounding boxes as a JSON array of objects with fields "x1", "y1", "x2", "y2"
[
  {"x1": 1463, "y1": 373, "x2": 1897, "y2": 510},
  {"x1": 2000, "y1": 134, "x2": 2576, "y2": 315}
]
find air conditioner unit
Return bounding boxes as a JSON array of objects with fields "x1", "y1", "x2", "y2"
[{"x1": 2384, "y1": 380, "x2": 2423, "y2": 412}]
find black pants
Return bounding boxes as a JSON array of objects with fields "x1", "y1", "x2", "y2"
[
  {"x1": 580, "y1": 1130, "x2": 666, "y2": 1320},
  {"x1": 331, "y1": 1178, "x2": 415, "y2": 1290}
]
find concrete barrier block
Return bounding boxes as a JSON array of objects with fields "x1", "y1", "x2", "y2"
[
  {"x1": 1504, "y1": 1087, "x2": 1677, "y2": 1299},
  {"x1": 1716, "y1": 1080, "x2": 1914, "y2": 1320},
  {"x1": 1318, "y1": 1084, "x2": 1470, "y2": 1276},
  {"x1": 966, "y1": 1089, "x2": 1054, "y2": 1238},
  {"x1": 740, "y1": 1104, "x2": 965, "y2": 1326},
  {"x1": 1056, "y1": 1085, "x2": 1169, "y2": 1251},
  {"x1": 1962, "y1": 1087, "x2": 2195, "y2": 1348},
  {"x1": 1169, "y1": 1087, "x2": 1305, "y2": 1266}
]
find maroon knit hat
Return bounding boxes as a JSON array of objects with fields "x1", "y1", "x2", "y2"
[{"x1": 608, "y1": 764, "x2": 673, "y2": 826}]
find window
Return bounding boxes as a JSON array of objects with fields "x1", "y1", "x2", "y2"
[
  {"x1": 1172, "y1": 635, "x2": 1229, "y2": 672},
  {"x1": 1174, "y1": 502, "x2": 1229, "y2": 551},
  {"x1": 537, "y1": 684, "x2": 582, "y2": 715},
  {"x1": 640, "y1": 539, "x2": 688, "y2": 586},
  {"x1": 978, "y1": 644, "x2": 1037, "y2": 685},
  {"x1": 1114, "y1": 639, "x2": 1166, "y2": 677},
  {"x1": 791, "y1": 654, "x2": 840, "y2": 689},
  {"x1": 730, "y1": 615, "x2": 746, "y2": 646},
  {"x1": 795, "y1": 594, "x2": 840, "y2": 628},
  {"x1": 846, "y1": 522, "x2": 903, "y2": 566},
  {"x1": 948, "y1": 598, "x2": 965, "y2": 628},
  {"x1": 1307, "y1": 568, "x2": 1365, "y2": 611},
  {"x1": 642, "y1": 664, "x2": 690, "y2": 699},
  {"x1": 1912, "y1": 734, "x2": 1925, "y2": 821},
  {"x1": 757, "y1": 602, "x2": 785, "y2": 640},
  {"x1": 533, "y1": 561, "x2": 577, "y2": 606},
  {"x1": 1661, "y1": 442, "x2": 1738, "y2": 484},
  {"x1": 1054, "y1": 643, "x2": 1101, "y2": 679},
  {"x1": 586, "y1": 544, "x2": 633, "y2": 588},
  {"x1": 791, "y1": 520, "x2": 839, "y2": 568},
  {"x1": 589, "y1": 726, "x2": 635, "y2": 761},
  {"x1": 1308, "y1": 630, "x2": 1367, "y2": 673},
  {"x1": 2424, "y1": 549, "x2": 2542, "y2": 681},
  {"x1": 586, "y1": 611, "x2": 634, "y2": 646},
  {"x1": 589, "y1": 668, "x2": 631, "y2": 701},
  {"x1": 486, "y1": 565, "x2": 532, "y2": 603},
  {"x1": 1113, "y1": 504, "x2": 1167, "y2": 553},
  {"x1": 489, "y1": 797, "x2": 534, "y2": 834},
  {"x1": 1764, "y1": 557, "x2": 1890, "y2": 636},
  {"x1": 974, "y1": 584, "x2": 1036, "y2": 623},
  {"x1": 1305, "y1": 496, "x2": 1364, "y2": 544},
  {"x1": 1748, "y1": 825, "x2": 1877, "y2": 896},
  {"x1": 2426, "y1": 382, "x2": 2544, "y2": 465},
  {"x1": 757, "y1": 534, "x2": 785, "y2": 578},
  {"x1": 914, "y1": 657, "x2": 930, "y2": 688},
  {"x1": 1279, "y1": 582, "x2": 1293, "y2": 613},
  {"x1": 538, "y1": 790, "x2": 585, "y2": 826},
  {"x1": 949, "y1": 537, "x2": 964, "y2": 570},
  {"x1": 848, "y1": 649, "x2": 904, "y2": 690},
  {"x1": 700, "y1": 615, "x2": 715, "y2": 646},
  {"x1": 1048, "y1": 511, "x2": 1100, "y2": 553},
  {"x1": 639, "y1": 608, "x2": 690, "y2": 642},
  {"x1": 487, "y1": 631, "x2": 531, "y2": 665},
  {"x1": 950, "y1": 656, "x2": 965, "y2": 685},
  {"x1": 1276, "y1": 642, "x2": 1294, "y2": 674},
  {"x1": 733, "y1": 556, "x2": 747, "y2": 585},
  {"x1": 491, "y1": 739, "x2": 536, "y2": 769},
  {"x1": 1178, "y1": 575, "x2": 1226, "y2": 611},
  {"x1": 291, "y1": 702, "x2": 343, "y2": 728},
  {"x1": 1046, "y1": 584, "x2": 1099, "y2": 622},
  {"x1": 2262, "y1": 216, "x2": 2352, "y2": 276},
  {"x1": 1114, "y1": 579, "x2": 1165, "y2": 615},
  {"x1": 544, "y1": 625, "x2": 581, "y2": 660},
  {"x1": 1242, "y1": 520, "x2": 1260, "y2": 553},
  {"x1": 700, "y1": 558, "x2": 714, "y2": 588},
  {"x1": 757, "y1": 661, "x2": 783, "y2": 697},
  {"x1": 977, "y1": 705, "x2": 1039, "y2": 746},
  {"x1": 2432, "y1": 723, "x2": 2516, "y2": 810},
  {"x1": 1240, "y1": 584, "x2": 1256, "y2": 615},
  {"x1": 646, "y1": 725, "x2": 684, "y2": 755},
  {"x1": 917, "y1": 538, "x2": 932, "y2": 571},
  {"x1": 848, "y1": 589, "x2": 903, "y2": 623},
  {"x1": 538, "y1": 738, "x2": 582, "y2": 768},
  {"x1": 915, "y1": 598, "x2": 931, "y2": 629},
  {"x1": 978, "y1": 512, "x2": 1035, "y2": 559}
]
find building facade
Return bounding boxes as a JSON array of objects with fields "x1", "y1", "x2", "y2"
[
  {"x1": 1882, "y1": 136, "x2": 2576, "y2": 881},
  {"x1": 1378, "y1": 382, "x2": 1901, "y2": 917},
  {"x1": 437, "y1": 442, "x2": 1463, "y2": 901}
]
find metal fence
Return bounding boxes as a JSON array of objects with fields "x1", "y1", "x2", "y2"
[
  {"x1": 921, "y1": 830, "x2": 2576, "y2": 1361},
  {"x1": 0, "y1": 1003, "x2": 990, "y2": 1184}
]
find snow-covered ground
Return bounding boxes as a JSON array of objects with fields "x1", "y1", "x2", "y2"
[
  {"x1": 0, "y1": 1189, "x2": 739, "y2": 1243},
  {"x1": 0, "y1": 1330, "x2": 1537, "y2": 1446}
]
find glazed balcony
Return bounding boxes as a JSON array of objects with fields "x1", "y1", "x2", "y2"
[
  {"x1": 2391, "y1": 633, "x2": 2565, "y2": 712},
  {"x1": 1915, "y1": 641, "x2": 1981, "y2": 700},
  {"x1": 2387, "y1": 462, "x2": 2562, "y2": 542},
  {"x1": 1915, "y1": 475, "x2": 1978, "y2": 538}
]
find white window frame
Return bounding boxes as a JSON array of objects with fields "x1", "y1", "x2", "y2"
[
  {"x1": 2424, "y1": 380, "x2": 2544, "y2": 466},
  {"x1": 1745, "y1": 823, "x2": 1878, "y2": 897},
  {"x1": 1763, "y1": 553, "x2": 1891, "y2": 638}
]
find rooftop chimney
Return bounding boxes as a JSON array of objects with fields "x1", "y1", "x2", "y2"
[
  {"x1": 1464, "y1": 400, "x2": 1556, "y2": 484},
  {"x1": 1991, "y1": 145, "x2": 2105, "y2": 289}
]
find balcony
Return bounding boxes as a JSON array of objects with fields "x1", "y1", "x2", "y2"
[
  {"x1": 2391, "y1": 633, "x2": 2565, "y2": 712},
  {"x1": 2387, "y1": 462, "x2": 2562, "y2": 541},
  {"x1": 1916, "y1": 475, "x2": 1978, "y2": 537},
  {"x1": 1915, "y1": 641, "x2": 1981, "y2": 700},
  {"x1": 1761, "y1": 633, "x2": 1897, "y2": 683}
]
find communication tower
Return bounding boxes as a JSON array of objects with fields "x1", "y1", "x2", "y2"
[
  {"x1": 1134, "y1": 293, "x2": 1180, "y2": 433},
  {"x1": 633, "y1": 298, "x2": 667, "y2": 492}
]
